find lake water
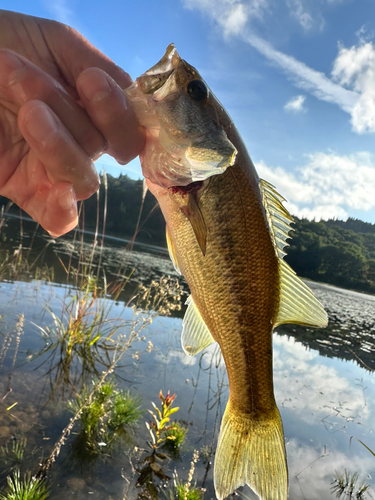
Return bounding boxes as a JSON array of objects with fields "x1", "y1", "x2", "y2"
[{"x1": 0, "y1": 217, "x2": 373, "y2": 500}]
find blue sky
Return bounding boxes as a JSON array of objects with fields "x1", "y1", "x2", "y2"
[{"x1": 4, "y1": 0, "x2": 375, "y2": 223}]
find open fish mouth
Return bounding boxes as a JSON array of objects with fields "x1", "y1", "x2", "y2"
[{"x1": 137, "y1": 44, "x2": 181, "y2": 95}]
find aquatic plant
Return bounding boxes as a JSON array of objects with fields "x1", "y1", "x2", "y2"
[
  {"x1": 34, "y1": 283, "x2": 128, "y2": 395},
  {"x1": 0, "y1": 470, "x2": 49, "y2": 500},
  {"x1": 37, "y1": 276, "x2": 182, "y2": 478},
  {"x1": 331, "y1": 470, "x2": 371, "y2": 500},
  {"x1": 0, "y1": 438, "x2": 27, "y2": 472},
  {"x1": 162, "y1": 422, "x2": 188, "y2": 453},
  {"x1": 161, "y1": 454, "x2": 204, "y2": 500},
  {"x1": 68, "y1": 379, "x2": 143, "y2": 457},
  {"x1": 137, "y1": 391, "x2": 182, "y2": 498}
]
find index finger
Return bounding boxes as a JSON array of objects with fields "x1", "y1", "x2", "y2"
[{"x1": 0, "y1": 49, "x2": 106, "y2": 161}]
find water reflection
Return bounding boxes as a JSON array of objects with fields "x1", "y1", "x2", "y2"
[{"x1": 0, "y1": 218, "x2": 373, "y2": 498}]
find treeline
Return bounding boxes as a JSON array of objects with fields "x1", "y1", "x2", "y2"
[
  {"x1": 2, "y1": 173, "x2": 375, "y2": 293},
  {"x1": 285, "y1": 217, "x2": 375, "y2": 293}
]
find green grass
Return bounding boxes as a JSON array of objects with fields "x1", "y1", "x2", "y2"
[
  {"x1": 0, "y1": 470, "x2": 49, "y2": 500},
  {"x1": 0, "y1": 438, "x2": 27, "y2": 472}
]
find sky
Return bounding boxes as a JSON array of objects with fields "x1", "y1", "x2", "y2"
[{"x1": 4, "y1": 0, "x2": 375, "y2": 223}]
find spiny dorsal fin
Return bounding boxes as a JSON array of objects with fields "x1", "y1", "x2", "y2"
[
  {"x1": 276, "y1": 259, "x2": 328, "y2": 328},
  {"x1": 260, "y1": 179, "x2": 328, "y2": 328},
  {"x1": 182, "y1": 295, "x2": 215, "y2": 356},
  {"x1": 166, "y1": 225, "x2": 181, "y2": 275},
  {"x1": 260, "y1": 179, "x2": 294, "y2": 259}
]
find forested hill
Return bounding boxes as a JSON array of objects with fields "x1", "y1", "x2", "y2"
[
  {"x1": 1, "y1": 173, "x2": 375, "y2": 294},
  {"x1": 285, "y1": 218, "x2": 375, "y2": 293}
]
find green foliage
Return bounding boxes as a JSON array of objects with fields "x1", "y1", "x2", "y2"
[
  {"x1": 286, "y1": 217, "x2": 375, "y2": 293},
  {"x1": 175, "y1": 484, "x2": 204, "y2": 500},
  {"x1": 137, "y1": 391, "x2": 185, "y2": 499},
  {"x1": 162, "y1": 422, "x2": 188, "y2": 452},
  {"x1": 68, "y1": 379, "x2": 143, "y2": 457},
  {"x1": 0, "y1": 470, "x2": 49, "y2": 500},
  {"x1": 0, "y1": 439, "x2": 27, "y2": 470}
]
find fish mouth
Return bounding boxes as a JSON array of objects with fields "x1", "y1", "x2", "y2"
[{"x1": 137, "y1": 44, "x2": 181, "y2": 95}]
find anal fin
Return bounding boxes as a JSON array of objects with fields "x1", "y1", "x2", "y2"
[
  {"x1": 182, "y1": 295, "x2": 215, "y2": 356},
  {"x1": 275, "y1": 259, "x2": 328, "y2": 328}
]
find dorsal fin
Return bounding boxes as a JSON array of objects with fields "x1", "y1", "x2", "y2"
[
  {"x1": 260, "y1": 179, "x2": 328, "y2": 329},
  {"x1": 166, "y1": 225, "x2": 181, "y2": 274},
  {"x1": 260, "y1": 179, "x2": 294, "y2": 259},
  {"x1": 182, "y1": 295, "x2": 215, "y2": 356}
]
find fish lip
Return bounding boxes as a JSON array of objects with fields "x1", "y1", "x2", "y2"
[{"x1": 144, "y1": 44, "x2": 181, "y2": 76}]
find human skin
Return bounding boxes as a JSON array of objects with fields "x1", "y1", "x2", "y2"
[{"x1": 0, "y1": 10, "x2": 145, "y2": 236}]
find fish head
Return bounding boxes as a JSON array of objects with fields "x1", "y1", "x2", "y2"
[{"x1": 125, "y1": 44, "x2": 237, "y2": 188}]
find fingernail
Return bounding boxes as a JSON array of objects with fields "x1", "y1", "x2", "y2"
[
  {"x1": 58, "y1": 186, "x2": 76, "y2": 212},
  {"x1": 0, "y1": 50, "x2": 25, "y2": 88},
  {"x1": 79, "y1": 69, "x2": 112, "y2": 102},
  {"x1": 25, "y1": 104, "x2": 58, "y2": 144}
]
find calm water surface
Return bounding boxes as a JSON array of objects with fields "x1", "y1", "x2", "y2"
[{"x1": 0, "y1": 220, "x2": 373, "y2": 500}]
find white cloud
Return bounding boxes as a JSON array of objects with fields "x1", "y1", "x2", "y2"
[
  {"x1": 286, "y1": 0, "x2": 313, "y2": 31},
  {"x1": 243, "y1": 32, "x2": 358, "y2": 112},
  {"x1": 256, "y1": 151, "x2": 375, "y2": 220},
  {"x1": 182, "y1": 0, "x2": 375, "y2": 134},
  {"x1": 332, "y1": 41, "x2": 375, "y2": 133},
  {"x1": 284, "y1": 94, "x2": 307, "y2": 113},
  {"x1": 182, "y1": 0, "x2": 267, "y2": 37},
  {"x1": 273, "y1": 335, "x2": 370, "y2": 424}
]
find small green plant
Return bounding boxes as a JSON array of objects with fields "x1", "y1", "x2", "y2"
[
  {"x1": 137, "y1": 391, "x2": 181, "y2": 498},
  {"x1": 34, "y1": 283, "x2": 128, "y2": 395},
  {"x1": 162, "y1": 454, "x2": 204, "y2": 500},
  {"x1": 0, "y1": 470, "x2": 49, "y2": 500},
  {"x1": 331, "y1": 469, "x2": 371, "y2": 500},
  {"x1": 68, "y1": 379, "x2": 143, "y2": 458},
  {"x1": 0, "y1": 438, "x2": 27, "y2": 472},
  {"x1": 163, "y1": 422, "x2": 188, "y2": 453}
]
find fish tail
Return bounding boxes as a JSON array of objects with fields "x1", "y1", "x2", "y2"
[{"x1": 214, "y1": 402, "x2": 288, "y2": 500}]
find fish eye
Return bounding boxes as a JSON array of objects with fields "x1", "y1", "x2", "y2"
[{"x1": 187, "y1": 80, "x2": 207, "y2": 101}]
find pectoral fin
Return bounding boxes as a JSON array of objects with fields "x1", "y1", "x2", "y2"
[
  {"x1": 180, "y1": 193, "x2": 207, "y2": 255},
  {"x1": 182, "y1": 295, "x2": 215, "y2": 356},
  {"x1": 166, "y1": 225, "x2": 181, "y2": 274}
]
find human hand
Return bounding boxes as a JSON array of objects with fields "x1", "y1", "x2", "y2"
[{"x1": 0, "y1": 10, "x2": 144, "y2": 236}]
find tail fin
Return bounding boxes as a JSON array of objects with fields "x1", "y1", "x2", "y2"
[{"x1": 214, "y1": 403, "x2": 288, "y2": 500}]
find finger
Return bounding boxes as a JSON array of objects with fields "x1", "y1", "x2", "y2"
[
  {"x1": 39, "y1": 19, "x2": 133, "y2": 89},
  {"x1": 30, "y1": 182, "x2": 78, "y2": 237},
  {"x1": 77, "y1": 68, "x2": 145, "y2": 164},
  {"x1": 0, "y1": 49, "x2": 106, "y2": 158},
  {"x1": 17, "y1": 100, "x2": 99, "y2": 200}
]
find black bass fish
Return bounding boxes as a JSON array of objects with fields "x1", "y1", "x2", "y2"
[{"x1": 125, "y1": 44, "x2": 328, "y2": 500}]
